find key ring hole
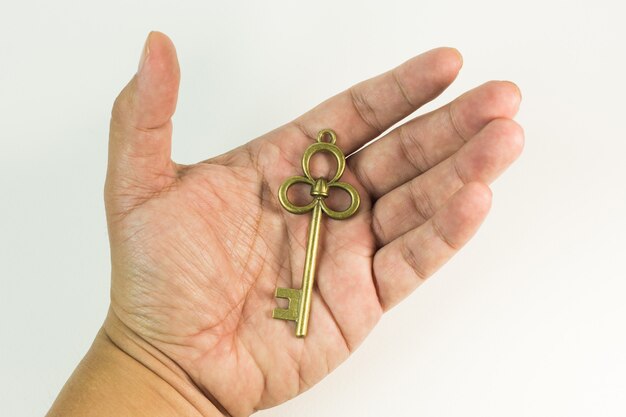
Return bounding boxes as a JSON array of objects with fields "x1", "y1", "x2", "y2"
[
  {"x1": 321, "y1": 182, "x2": 360, "y2": 220},
  {"x1": 278, "y1": 176, "x2": 317, "y2": 215},
  {"x1": 307, "y1": 149, "x2": 339, "y2": 180},
  {"x1": 286, "y1": 180, "x2": 315, "y2": 206},
  {"x1": 316, "y1": 129, "x2": 337, "y2": 145},
  {"x1": 302, "y1": 142, "x2": 346, "y2": 184},
  {"x1": 324, "y1": 186, "x2": 353, "y2": 212}
]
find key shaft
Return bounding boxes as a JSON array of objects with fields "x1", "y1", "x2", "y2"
[{"x1": 296, "y1": 201, "x2": 323, "y2": 336}]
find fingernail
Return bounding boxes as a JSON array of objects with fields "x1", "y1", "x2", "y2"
[{"x1": 137, "y1": 32, "x2": 152, "y2": 73}]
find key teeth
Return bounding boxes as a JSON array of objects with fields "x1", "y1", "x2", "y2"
[
  {"x1": 272, "y1": 308, "x2": 296, "y2": 321},
  {"x1": 272, "y1": 287, "x2": 301, "y2": 322}
]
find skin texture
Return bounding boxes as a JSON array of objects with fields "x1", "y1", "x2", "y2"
[{"x1": 49, "y1": 31, "x2": 523, "y2": 417}]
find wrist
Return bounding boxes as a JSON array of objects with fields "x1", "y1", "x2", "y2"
[{"x1": 47, "y1": 309, "x2": 225, "y2": 417}]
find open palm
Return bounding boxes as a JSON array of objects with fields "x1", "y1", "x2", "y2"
[{"x1": 103, "y1": 32, "x2": 523, "y2": 416}]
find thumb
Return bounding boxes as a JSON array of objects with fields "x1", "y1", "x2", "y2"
[{"x1": 105, "y1": 31, "x2": 180, "y2": 215}]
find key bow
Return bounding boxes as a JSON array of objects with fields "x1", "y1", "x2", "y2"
[{"x1": 278, "y1": 129, "x2": 360, "y2": 219}]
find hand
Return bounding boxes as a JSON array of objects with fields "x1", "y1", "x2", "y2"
[{"x1": 104, "y1": 32, "x2": 522, "y2": 416}]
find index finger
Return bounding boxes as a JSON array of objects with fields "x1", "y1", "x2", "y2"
[{"x1": 289, "y1": 47, "x2": 463, "y2": 154}]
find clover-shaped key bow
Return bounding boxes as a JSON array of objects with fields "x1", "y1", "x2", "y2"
[{"x1": 273, "y1": 129, "x2": 360, "y2": 337}]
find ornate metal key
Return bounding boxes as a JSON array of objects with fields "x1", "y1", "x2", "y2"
[{"x1": 273, "y1": 129, "x2": 360, "y2": 337}]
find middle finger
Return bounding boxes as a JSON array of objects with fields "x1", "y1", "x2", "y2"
[{"x1": 347, "y1": 81, "x2": 521, "y2": 199}]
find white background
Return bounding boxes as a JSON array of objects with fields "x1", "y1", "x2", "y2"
[{"x1": 1, "y1": 1, "x2": 625, "y2": 416}]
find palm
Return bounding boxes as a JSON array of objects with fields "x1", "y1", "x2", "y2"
[
  {"x1": 105, "y1": 32, "x2": 522, "y2": 416},
  {"x1": 110, "y1": 131, "x2": 380, "y2": 409}
]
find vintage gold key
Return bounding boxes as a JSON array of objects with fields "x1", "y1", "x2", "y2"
[{"x1": 273, "y1": 129, "x2": 360, "y2": 337}]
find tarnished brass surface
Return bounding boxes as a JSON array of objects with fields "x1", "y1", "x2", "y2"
[{"x1": 273, "y1": 129, "x2": 360, "y2": 337}]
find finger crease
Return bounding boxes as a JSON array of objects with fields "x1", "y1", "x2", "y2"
[
  {"x1": 448, "y1": 102, "x2": 468, "y2": 143},
  {"x1": 349, "y1": 86, "x2": 385, "y2": 134},
  {"x1": 398, "y1": 123, "x2": 429, "y2": 174},
  {"x1": 371, "y1": 211, "x2": 388, "y2": 247},
  {"x1": 408, "y1": 181, "x2": 436, "y2": 222},
  {"x1": 400, "y1": 236, "x2": 428, "y2": 282},
  {"x1": 349, "y1": 158, "x2": 377, "y2": 198},
  {"x1": 291, "y1": 120, "x2": 316, "y2": 142},
  {"x1": 432, "y1": 217, "x2": 460, "y2": 251},
  {"x1": 452, "y1": 155, "x2": 468, "y2": 185},
  {"x1": 391, "y1": 69, "x2": 416, "y2": 108}
]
